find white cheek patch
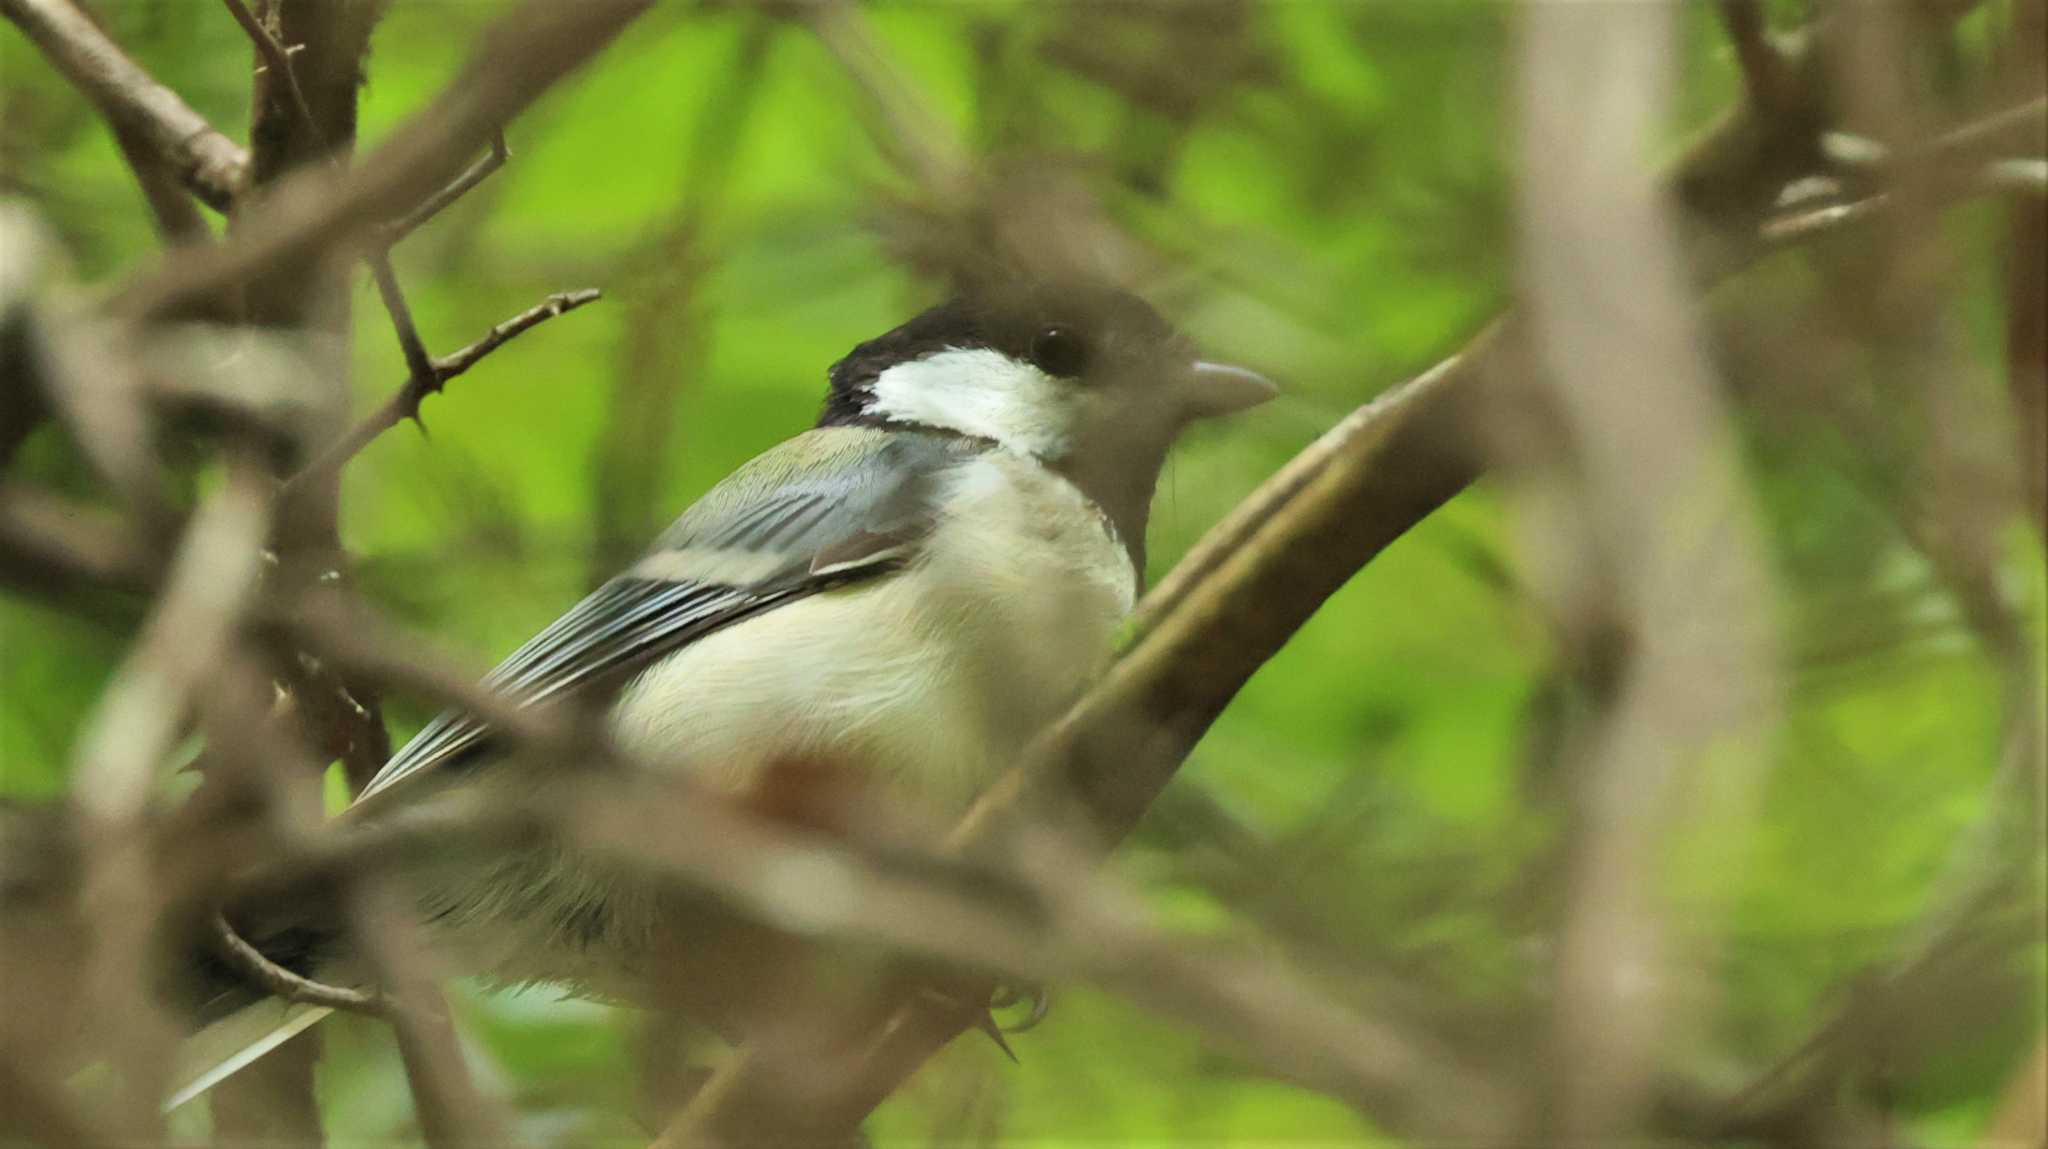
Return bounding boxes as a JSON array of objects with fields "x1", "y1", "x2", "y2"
[{"x1": 866, "y1": 347, "x2": 1074, "y2": 458}]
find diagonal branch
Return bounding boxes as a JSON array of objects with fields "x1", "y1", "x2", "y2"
[
  {"x1": 367, "y1": 252, "x2": 437, "y2": 385},
  {"x1": 0, "y1": 0, "x2": 249, "y2": 211},
  {"x1": 381, "y1": 132, "x2": 510, "y2": 244}
]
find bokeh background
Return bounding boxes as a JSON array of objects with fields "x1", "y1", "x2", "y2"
[{"x1": 3, "y1": 2, "x2": 2043, "y2": 1146}]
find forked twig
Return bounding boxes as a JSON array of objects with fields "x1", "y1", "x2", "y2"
[{"x1": 280, "y1": 288, "x2": 602, "y2": 501}]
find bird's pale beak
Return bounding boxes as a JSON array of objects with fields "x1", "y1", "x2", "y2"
[{"x1": 1182, "y1": 360, "x2": 1278, "y2": 419}]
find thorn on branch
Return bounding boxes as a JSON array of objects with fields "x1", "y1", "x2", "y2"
[
  {"x1": 279, "y1": 287, "x2": 602, "y2": 502},
  {"x1": 221, "y1": 0, "x2": 322, "y2": 149}
]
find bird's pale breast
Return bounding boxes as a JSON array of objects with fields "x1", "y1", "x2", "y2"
[{"x1": 610, "y1": 450, "x2": 1136, "y2": 808}]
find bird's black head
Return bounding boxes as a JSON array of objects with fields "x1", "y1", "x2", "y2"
[
  {"x1": 817, "y1": 282, "x2": 1273, "y2": 561},
  {"x1": 818, "y1": 282, "x2": 1270, "y2": 453}
]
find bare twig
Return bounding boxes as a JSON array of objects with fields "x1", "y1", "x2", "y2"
[
  {"x1": 367, "y1": 251, "x2": 438, "y2": 386},
  {"x1": 382, "y1": 132, "x2": 510, "y2": 244},
  {"x1": 0, "y1": 0, "x2": 248, "y2": 211},
  {"x1": 1922, "y1": 95, "x2": 2048, "y2": 168},
  {"x1": 279, "y1": 287, "x2": 601, "y2": 503}
]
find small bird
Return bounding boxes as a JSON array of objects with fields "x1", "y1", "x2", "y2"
[{"x1": 170, "y1": 280, "x2": 1273, "y2": 1105}]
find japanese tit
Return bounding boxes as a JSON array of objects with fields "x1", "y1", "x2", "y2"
[{"x1": 172, "y1": 281, "x2": 1273, "y2": 1106}]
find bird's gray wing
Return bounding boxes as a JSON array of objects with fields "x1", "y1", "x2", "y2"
[{"x1": 355, "y1": 427, "x2": 975, "y2": 804}]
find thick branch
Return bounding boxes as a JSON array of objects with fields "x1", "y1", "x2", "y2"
[
  {"x1": 0, "y1": 0, "x2": 248, "y2": 210},
  {"x1": 221, "y1": 0, "x2": 322, "y2": 148}
]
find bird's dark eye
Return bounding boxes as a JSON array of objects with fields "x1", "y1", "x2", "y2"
[{"x1": 1029, "y1": 325, "x2": 1090, "y2": 378}]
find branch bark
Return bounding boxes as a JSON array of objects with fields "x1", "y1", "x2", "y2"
[{"x1": 0, "y1": 0, "x2": 249, "y2": 211}]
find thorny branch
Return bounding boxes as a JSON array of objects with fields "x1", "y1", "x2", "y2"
[
  {"x1": 221, "y1": 0, "x2": 322, "y2": 150},
  {"x1": 280, "y1": 287, "x2": 602, "y2": 503}
]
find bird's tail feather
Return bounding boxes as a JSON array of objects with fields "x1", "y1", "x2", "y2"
[{"x1": 164, "y1": 998, "x2": 334, "y2": 1112}]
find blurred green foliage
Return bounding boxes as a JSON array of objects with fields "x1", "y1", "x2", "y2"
[{"x1": 2, "y1": 3, "x2": 2041, "y2": 1145}]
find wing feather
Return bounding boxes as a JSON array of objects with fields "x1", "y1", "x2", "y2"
[{"x1": 356, "y1": 428, "x2": 976, "y2": 803}]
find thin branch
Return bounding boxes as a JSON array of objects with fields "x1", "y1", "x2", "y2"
[
  {"x1": 208, "y1": 910, "x2": 386, "y2": 1016},
  {"x1": 279, "y1": 288, "x2": 601, "y2": 502},
  {"x1": 431, "y1": 287, "x2": 607, "y2": 377},
  {"x1": 0, "y1": 0, "x2": 248, "y2": 211},
  {"x1": 1521, "y1": 8, "x2": 1782, "y2": 1139},
  {"x1": 367, "y1": 251, "x2": 437, "y2": 386},
  {"x1": 364, "y1": 906, "x2": 524, "y2": 1149},
  {"x1": 382, "y1": 132, "x2": 510, "y2": 244},
  {"x1": 2011, "y1": 191, "x2": 2047, "y2": 533}
]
